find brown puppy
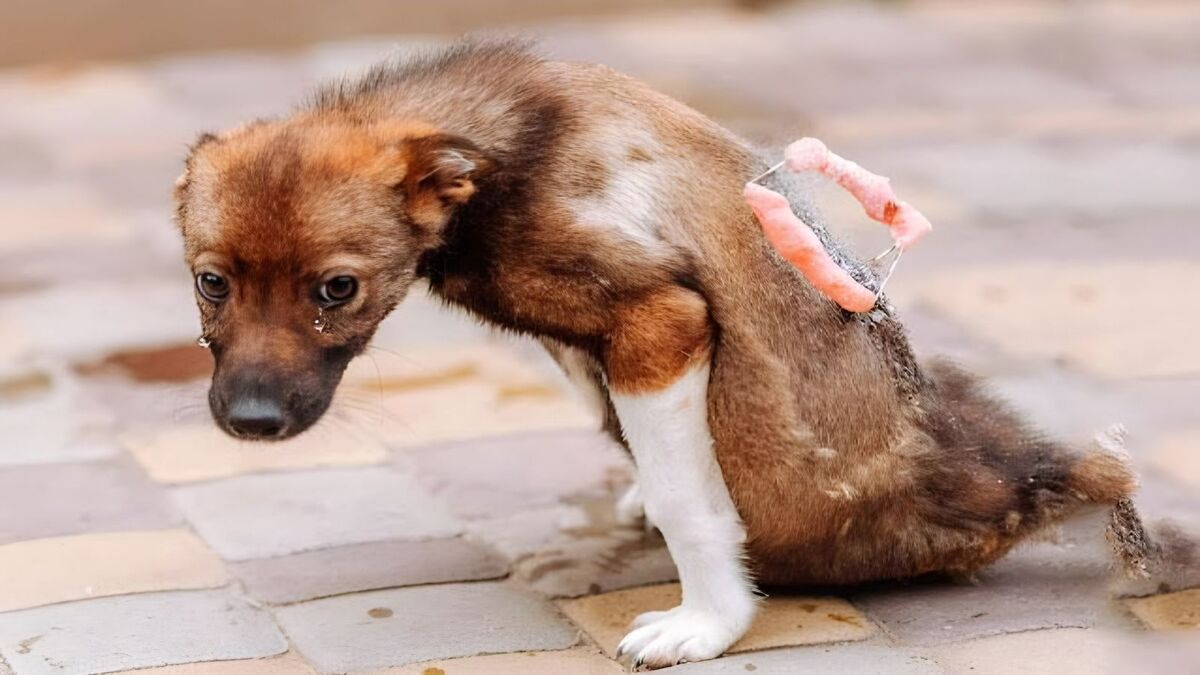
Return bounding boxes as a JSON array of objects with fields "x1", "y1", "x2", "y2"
[{"x1": 174, "y1": 41, "x2": 1175, "y2": 668}]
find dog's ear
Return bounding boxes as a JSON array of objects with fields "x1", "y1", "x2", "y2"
[{"x1": 402, "y1": 134, "x2": 494, "y2": 233}]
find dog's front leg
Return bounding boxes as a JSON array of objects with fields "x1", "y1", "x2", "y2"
[{"x1": 604, "y1": 286, "x2": 758, "y2": 668}]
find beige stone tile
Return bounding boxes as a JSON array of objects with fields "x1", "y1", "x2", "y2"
[
  {"x1": 0, "y1": 366, "x2": 118, "y2": 466},
  {"x1": 0, "y1": 529, "x2": 227, "y2": 612},
  {"x1": 373, "y1": 382, "x2": 596, "y2": 447},
  {"x1": 121, "y1": 423, "x2": 386, "y2": 484},
  {"x1": 894, "y1": 262, "x2": 1200, "y2": 378},
  {"x1": 0, "y1": 185, "x2": 131, "y2": 253},
  {"x1": 381, "y1": 648, "x2": 623, "y2": 675},
  {"x1": 929, "y1": 628, "x2": 1116, "y2": 675},
  {"x1": 0, "y1": 368, "x2": 52, "y2": 401},
  {"x1": 557, "y1": 583, "x2": 874, "y2": 658},
  {"x1": 0, "y1": 325, "x2": 30, "y2": 364},
  {"x1": 1150, "y1": 431, "x2": 1200, "y2": 489},
  {"x1": 341, "y1": 344, "x2": 598, "y2": 447},
  {"x1": 123, "y1": 652, "x2": 315, "y2": 674},
  {"x1": 1126, "y1": 588, "x2": 1200, "y2": 630}
]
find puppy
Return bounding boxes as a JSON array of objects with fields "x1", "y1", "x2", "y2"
[{"x1": 174, "y1": 41, "x2": 1188, "y2": 668}]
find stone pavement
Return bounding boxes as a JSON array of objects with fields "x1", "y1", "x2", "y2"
[{"x1": 1, "y1": 1, "x2": 1199, "y2": 673}]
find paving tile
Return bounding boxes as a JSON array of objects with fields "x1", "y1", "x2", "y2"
[
  {"x1": 464, "y1": 496, "x2": 677, "y2": 598},
  {"x1": 0, "y1": 459, "x2": 180, "y2": 544},
  {"x1": 1150, "y1": 431, "x2": 1200, "y2": 490},
  {"x1": 558, "y1": 583, "x2": 874, "y2": 659},
  {"x1": 0, "y1": 132, "x2": 53, "y2": 184},
  {"x1": 516, "y1": 531, "x2": 678, "y2": 599},
  {"x1": 1, "y1": 66, "x2": 197, "y2": 173},
  {"x1": 77, "y1": 377, "x2": 212, "y2": 435},
  {"x1": 866, "y1": 141, "x2": 1200, "y2": 220},
  {"x1": 172, "y1": 467, "x2": 462, "y2": 561},
  {"x1": 1125, "y1": 588, "x2": 1200, "y2": 630},
  {"x1": 373, "y1": 376, "x2": 598, "y2": 447},
  {"x1": 121, "y1": 651, "x2": 315, "y2": 674},
  {"x1": 366, "y1": 290, "x2": 501, "y2": 348},
  {"x1": 148, "y1": 53, "x2": 313, "y2": 129},
  {"x1": 0, "y1": 371, "x2": 118, "y2": 466},
  {"x1": 275, "y1": 582, "x2": 579, "y2": 672},
  {"x1": 0, "y1": 589, "x2": 287, "y2": 675},
  {"x1": 0, "y1": 280, "x2": 199, "y2": 363},
  {"x1": 1109, "y1": 632, "x2": 1200, "y2": 673},
  {"x1": 381, "y1": 647, "x2": 623, "y2": 675},
  {"x1": 0, "y1": 184, "x2": 131, "y2": 254},
  {"x1": 403, "y1": 430, "x2": 631, "y2": 519},
  {"x1": 852, "y1": 527, "x2": 1128, "y2": 646},
  {"x1": 0, "y1": 529, "x2": 227, "y2": 612},
  {"x1": 814, "y1": 106, "x2": 1200, "y2": 146},
  {"x1": 123, "y1": 423, "x2": 387, "y2": 484},
  {"x1": 340, "y1": 343, "x2": 599, "y2": 448},
  {"x1": 0, "y1": 325, "x2": 29, "y2": 366},
  {"x1": 231, "y1": 537, "x2": 508, "y2": 605},
  {"x1": 922, "y1": 64, "x2": 1113, "y2": 112},
  {"x1": 928, "y1": 628, "x2": 1115, "y2": 675},
  {"x1": 671, "y1": 645, "x2": 940, "y2": 674},
  {"x1": 0, "y1": 367, "x2": 53, "y2": 400},
  {"x1": 75, "y1": 342, "x2": 212, "y2": 383},
  {"x1": 1110, "y1": 64, "x2": 1200, "y2": 106},
  {"x1": 466, "y1": 504, "x2": 593, "y2": 561},
  {"x1": 896, "y1": 262, "x2": 1200, "y2": 378},
  {"x1": 79, "y1": 152, "x2": 188, "y2": 212}
]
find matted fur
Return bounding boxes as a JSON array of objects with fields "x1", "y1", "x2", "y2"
[{"x1": 176, "y1": 40, "x2": 1165, "y2": 587}]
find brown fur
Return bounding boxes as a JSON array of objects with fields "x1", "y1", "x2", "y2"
[
  {"x1": 175, "y1": 40, "x2": 1161, "y2": 587},
  {"x1": 606, "y1": 288, "x2": 712, "y2": 394}
]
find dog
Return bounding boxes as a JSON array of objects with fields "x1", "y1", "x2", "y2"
[{"x1": 174, "y1": 41, "x2": 1193, "y2": 668}]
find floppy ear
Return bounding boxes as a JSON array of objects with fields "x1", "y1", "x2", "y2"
[{"x1": 403, "y1": 134, "x2": 494, "y2": 233}]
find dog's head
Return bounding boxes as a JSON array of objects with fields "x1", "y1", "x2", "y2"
[{"x1": 174, "y1": 118, "x2": 491, "y2": 440}]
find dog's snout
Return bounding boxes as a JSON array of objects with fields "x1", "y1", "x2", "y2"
[
  {"x1": 226, "y1": 396, "x2": 288, "y2": 439},
  {"x1": 208, "y1": 345, "x2": 353, "y2": 442}
]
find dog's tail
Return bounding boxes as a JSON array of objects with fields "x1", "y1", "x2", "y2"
[{"x1": 1073, "y1": 425, "x2": 1200, "y2": 595}]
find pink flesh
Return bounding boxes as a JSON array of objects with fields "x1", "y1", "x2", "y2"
[
  {"x1": 785, "y1": 137, "x2": 931, "y2": 250},
  {"x1": 744, "y1": 182, "x2": 877, "y2": 313}
]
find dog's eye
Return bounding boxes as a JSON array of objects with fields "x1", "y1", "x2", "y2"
[
  {"x1": 319, "y1": 276, "x2": 358, "y2": 306},
  {"x1": 196, "y1": 272, "x2": 229, "y2": 302}
]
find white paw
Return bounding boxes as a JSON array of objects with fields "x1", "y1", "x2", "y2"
[
  {"x1": 614, "y1": 481, "x2": 649, "y2": 529},
  {"x1": 616, "y1": 606, "x2": 748, "y2": 669}
]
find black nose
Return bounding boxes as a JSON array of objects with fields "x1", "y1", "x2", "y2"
[{"x1": 226, "y1": 397, "x2": 288, "y2": 438}]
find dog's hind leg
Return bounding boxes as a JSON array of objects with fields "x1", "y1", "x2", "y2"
[{"x1": 604, "y1": 286, "x2": 758, "y2": 669}]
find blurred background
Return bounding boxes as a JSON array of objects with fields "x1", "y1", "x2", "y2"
[{"x1": 0, "y1": 1, "x2": 1197, "y2": 674}]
